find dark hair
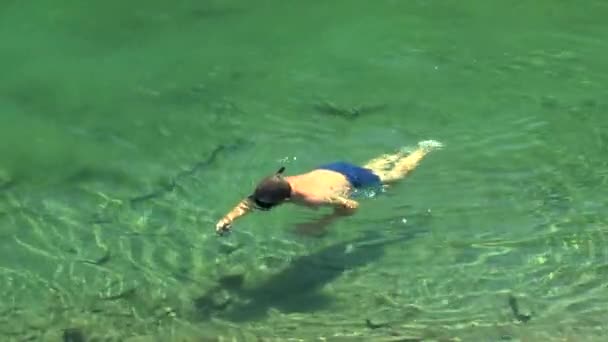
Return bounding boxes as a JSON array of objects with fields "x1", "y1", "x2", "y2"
[{"x1": 249, "y1": 167, "x2": 291, "y2": 210}]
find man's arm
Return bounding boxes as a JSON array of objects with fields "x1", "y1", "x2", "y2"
[
  {"x1": 294, "y1": 195, "x2": 359, "y2": 236},
  {"x1": 326, "y1": 195, "x2": 359, "y2": 214},
  {"x1": 215, "y1": 197, "x2": 255, "y2": 234}
]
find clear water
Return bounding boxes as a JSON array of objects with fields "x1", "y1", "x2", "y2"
[{"x1": 1, "y1": 0, "x2": 608, "y2": 340}]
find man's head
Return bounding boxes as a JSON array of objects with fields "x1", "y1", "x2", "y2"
[{"x1": 249, "y1": 166, "x2": 291, "y2": 210}]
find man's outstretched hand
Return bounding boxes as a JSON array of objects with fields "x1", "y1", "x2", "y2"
[{"x1": 215, "y1": 217, "x2": 232, "y2": 236}]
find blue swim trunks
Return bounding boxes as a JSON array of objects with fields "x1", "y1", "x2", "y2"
[{"x1": 316, "y1": 161, "x2": 382, "y2": 189}]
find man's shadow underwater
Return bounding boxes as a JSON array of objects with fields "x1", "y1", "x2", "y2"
[{"x1": 193, "y1": 218, "x2": 429, "y2": 322}]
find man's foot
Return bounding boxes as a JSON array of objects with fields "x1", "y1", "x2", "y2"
[{"x1": 417, "y1": 139, "x2": 444, "y2": 152}]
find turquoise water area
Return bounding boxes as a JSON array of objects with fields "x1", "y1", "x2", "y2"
[{"x1": 1, "y1": 0, "x2": 608, "y2": 340}]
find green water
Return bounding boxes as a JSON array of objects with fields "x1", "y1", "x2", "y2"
[{"x1": 2, "y1": 0, "x2": 608, "y2": 340}]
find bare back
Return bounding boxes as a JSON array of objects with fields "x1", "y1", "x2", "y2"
[{"x1": 286, "y1": 169, "x2": 352, "y2": 207}]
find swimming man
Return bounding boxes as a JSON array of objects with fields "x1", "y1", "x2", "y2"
[{"x1": 215, "y1": 140, "x2": 443, "y2": 235}]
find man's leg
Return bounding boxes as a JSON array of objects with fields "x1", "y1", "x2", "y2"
[
  {"x1": 363, "y1": 153, "x2": 403, "y2": 171},
  {"x1": 379, "y1": 140, "x2": 443, "y2": 184}
]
